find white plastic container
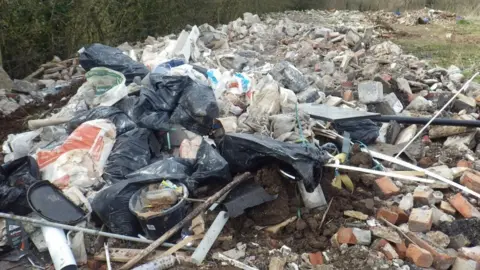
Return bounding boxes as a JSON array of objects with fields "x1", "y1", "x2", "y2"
[{"x1": 41, "y1": 226, "x2": 77, "y2": 270}]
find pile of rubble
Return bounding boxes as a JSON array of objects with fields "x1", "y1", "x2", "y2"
[{"x1": 0, "y1": 7, "x2": 479, "y2": 270}]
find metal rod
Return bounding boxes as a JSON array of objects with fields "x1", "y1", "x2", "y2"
[
  {"x1": 0, "y1": 212, "x2": 189, "y2": 249},
  {"x1": 371, "y1": 115, "x2": 480, "y2": 127},
  {"x1": 394, "y1": 72, "x2": 479, "y2": 159}
]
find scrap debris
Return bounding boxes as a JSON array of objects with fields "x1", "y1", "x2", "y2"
[{"x1": 0, "y1": 6, "x2": 480, "y2": 270}]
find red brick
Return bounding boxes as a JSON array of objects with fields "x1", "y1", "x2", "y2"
[
  {"x1": 422, "y1": 135, "x2": 432, "y2": 145},
  {"x1": 391, "y1": 206, "x2": 409, "y2": 224},
  {"x1": 449, "y1": 193, "x2": 480, "y2": 218},
  {"x1": 371, "y1": 239, "x2": 389, "y2": 251},
  {"x1": 374, "y1": 177, "x2": 400, "y2": 198},
  {"x1": 460, "y1": 172, "x2": 480, "y2": 193},
  {"x1": 343, "y1": 90, "x2": 353, "y2": 101},
  {"x1": 406, "y1": 244, "x2": 433, "y2": 268},
  {"x1": 309, "y1": 252, "x2": 324, "y2": 265},
  {"x1": 395, "y1": 241, "x2": 408, "y2": 259},
  {"x1": 377, "y1": 208, "x2": 399, "y2": 224},
  {"x1": 408, "y1": 208, "x2": 433, "y2": 232},
  {"x1": 407, "y1": 232, "x2": 456, "y2": 270},
  {"x1": 457, "y1": 160, "x2": 473, "y2": 168},
  {"x1": 336, "y1": 227, "x2": 357, "y2": 244},
  {"x1": 382, "y1": 242, "x2": 399, "y2": 260}
]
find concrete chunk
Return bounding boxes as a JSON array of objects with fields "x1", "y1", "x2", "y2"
[{"x1": 358, "y1": 81, "x2": 383, "y2": 104}]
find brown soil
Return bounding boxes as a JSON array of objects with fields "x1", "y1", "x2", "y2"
[
  {"x1": 0, "y1": 79, "x2": 85, "y2": 161},
  {"x1": 193, "y1": 165, "x2": 378, "y2": 269}
]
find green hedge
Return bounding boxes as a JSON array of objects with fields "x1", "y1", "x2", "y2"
[
  {"x1": 1, "y1": 0, "x2": 477, "y2": 78},
  {"x1": 0, "y1": 0, "x2": 300, "y2": 78}
]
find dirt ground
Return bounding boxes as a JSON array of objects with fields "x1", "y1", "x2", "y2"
[
  {"x1": 186, "y1": 164, "x2": 389, "y2": 269},
  {"x1": 0, "y1": 79, "x2": 85, "y2": 163}
]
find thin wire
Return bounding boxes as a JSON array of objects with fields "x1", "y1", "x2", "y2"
[{"x1": 394, "y1": 72, "x2": 479, "y2": 159}]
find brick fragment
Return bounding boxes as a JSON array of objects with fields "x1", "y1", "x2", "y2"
[
  {"x1": 408, "y1": 208, "x2": 433, "y2": 232},
  {"x1": 374, "y1": 177, "x2": 400, "y2": 198},
  {"x1": 413, "y1": 185, "x2": 434, "y2": 205},
  {"x1": 371, "y1": 239, "x2": 389, "y2": 250},
  {"x1": 391, "y1": 206, "x2": 409, "y2": 224},
  {"x1": 449, "y1": 193, "x2": 480, "y2": 218},
  {"x1": 457, "y1": 160, "x2": 473, "y2": 168},
  {"x1": 440, "y1": 201, "x2": 456, "y2": 215},
  {"x1": 460, "y1": 171, "x2": 480, "y2": 193},
  {"x1": 382, "y1": 242, "x2": 399, "y2": 260},
  {"x1": 309, "y1": 252, "x2": 324, "y2": 265},
  {"x1": 376, "y1": 208, "x2": 399, "y2": 225},
  {"x1": 343, "y1": 90, "x2": 353, "y2": 101},
  {"x1": 395, "y1": 241, "x2": 407, "y2": 259},
  {"x1": 336, "y1": 227, "x2": 356, "y2": 244},
  {"x1": 406, "y1": 244, "x2": 433, "y2": 268},
  {"x1": 407, "y1": 232, "x2": 457, "y2": 270}
]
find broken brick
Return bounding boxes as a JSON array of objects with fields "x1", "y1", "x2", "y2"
[
  {"x1": 336, "y1": 227, "x2": 356, "y2": 245},
  {"x1": 374, "y1": 177, "x2": 400, "y2": 198},
  {"x1": 440, "y1": 201, "x2": 456, "y2": 215},
  {"x1": 413, "y1": 185, "x2": 434, "y2": 205},
  {"x1": 460, "y1": 172, "x2": 480, "y2": 193},
  {"x1": 449, "y1": 193, "x2": 480, "y2": 218},
  {"x1": 395, "y1": 241, "x2": 408, "y2": 259},
  {"x1": 406, "y1": 244, "x2": 433, "y2": 268},
  {"x1": 382, "y1": 242, "x2": 399, "y2": 260},
  {"x1": 407, "y1": 232, "x2": 457, "y2": 270},
  {"x1": 376, "y1": 207, "x2": 398, "y2": 224},
  {"x1": 457, "y1": 160, "x2": 473, "y2": 168},
  {"x1": 343, "y1": 90, "x2": 353, "y2": 101},
  {"x1": 408, "y1": 208, "x2": 433, "y2": 232},
  {"x1": 371, "y1": 239, "x2": 389, "y2": 250},
  {"x1": 309, "y1": 252, "x2": 324, "y2": 265},
  {"x1": 391, "y1": 205, "x2": 409, "y2": 224}
]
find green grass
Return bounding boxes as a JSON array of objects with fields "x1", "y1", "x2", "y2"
[{"x1": 392, "y1": 20, "x2": 480, "y2": 82}]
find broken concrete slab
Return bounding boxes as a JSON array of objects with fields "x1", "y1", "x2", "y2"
[{"x1": 358, "y1": 81, "x2": 383, "y2": 104}]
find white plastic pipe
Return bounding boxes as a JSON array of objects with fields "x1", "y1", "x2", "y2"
[
  {"x1": 41, "y1": 226, "x2": 77, "y2": 270},
  {"x1": 191, "y1": 211, "x2": 229, "y2": 265},
  {"x1": 325, "y1": 163, "x2": 434, "y2": 184},
  {"x1": 322, "y1": 128, "x2": 480, "y2": 199},
  {"x1": 370, "y1": 150, "x2": 480, "y2": 199}
]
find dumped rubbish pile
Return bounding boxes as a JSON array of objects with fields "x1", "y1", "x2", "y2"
[{"x1": 1, "y1": 7, "x2": 480, "y2": 270}]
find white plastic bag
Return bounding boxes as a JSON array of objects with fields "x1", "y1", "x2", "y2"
[
  {"x1": 142, "y1": 40, "x2": 177, "y2": 70},
  {"x1": 2, "y1": 130, "x2": 41, "y2": 162},
  {"x1": 36, "y1": 119, "x2": 116, "y2": 189},
  {"x1": 174, "y1": 26, "x2": 201, "y2": 62}
]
